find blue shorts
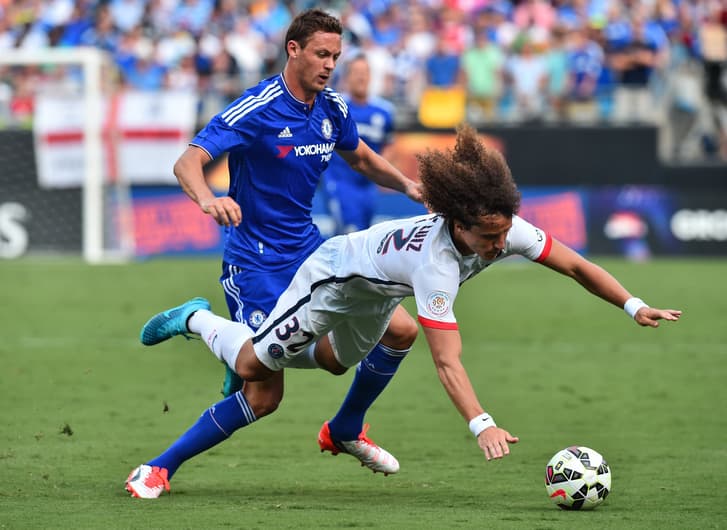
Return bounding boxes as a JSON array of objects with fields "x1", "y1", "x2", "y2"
[{"x1": 219, "y1": 253, "x2": 312, "y2": 330}]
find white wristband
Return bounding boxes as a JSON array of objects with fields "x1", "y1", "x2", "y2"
[
  {"x1": 468, "y1": 413, "x2": 497, "y2": 437},
  {"x1": 624, "y1": 297, "x2": 649, "y2": 320}
]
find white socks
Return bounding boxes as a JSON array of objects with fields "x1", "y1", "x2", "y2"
[{"x1": 188, "y1": 309, "x2": 253, "y2": 371}]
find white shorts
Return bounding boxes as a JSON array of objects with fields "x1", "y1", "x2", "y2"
[{"x1": 251, "y1": 238, "x2": 401, "y2": 371}]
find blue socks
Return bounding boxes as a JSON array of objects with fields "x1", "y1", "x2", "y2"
[
  {"x1": 147, "y1": 391, "x2": 256, "y2": 478},
  {"x1": 146, "y1": 344, "x2": 408, "y2": 476},
  {"x1": 327, "y1": 342, "x2": 409, "y2": 441}
]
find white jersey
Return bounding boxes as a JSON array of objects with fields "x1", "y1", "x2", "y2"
[
  {"x1": 253, "y1": 213, "x2": 552, "y2": 370},
  {"x1": 338, "y1": 213, "x2": 552, "y2": 329}
]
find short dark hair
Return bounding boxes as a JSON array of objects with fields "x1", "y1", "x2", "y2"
[
  {"x1": 284, "y1": 9, "x2": 343, "y2": 56},
  {"x1": 417, "y1": 124, "x2": 521, "y2": 227}
]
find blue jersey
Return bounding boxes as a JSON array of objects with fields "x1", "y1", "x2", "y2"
[
  {"x1": 190, "y1": 74, "x2": 359, "y2": 270},
  {"x1": 323, "y1": 96, "x2": 394, "y2": 188}
]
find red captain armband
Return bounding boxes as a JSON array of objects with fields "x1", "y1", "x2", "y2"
[
  {"x1": 417, "y1": 315, "x2": 458, "y2": 330},
  {"x1": 534, "y1": 233, "x2": 553, "y2": 263}
]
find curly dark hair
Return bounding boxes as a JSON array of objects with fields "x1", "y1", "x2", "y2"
[
  {"x1": 284, "y1": 9, "x2": 343, "y2": 56},
  {"x1": 418, "y1": 124, "x2": 521, "y2": 228}
]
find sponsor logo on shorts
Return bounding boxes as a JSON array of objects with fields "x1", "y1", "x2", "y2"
[
  {"x1": 248, "y1": 310, "x2": 266, "y2": 328},
  {"x1": 268, "y1": 343, "x2": 284, "y2": 359},
  {"x1": 426, "y1": 291, "x2": 450, "y2": 317}
]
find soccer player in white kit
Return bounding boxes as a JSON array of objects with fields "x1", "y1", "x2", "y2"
[
  {"x1": 247, "y1": 211, "x2": 551, "y2": 374},
  {"x1": 135, "y1": 124, "x2": 681, "y2": 493}
]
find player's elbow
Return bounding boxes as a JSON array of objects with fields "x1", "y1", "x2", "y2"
[{"x1": 172, "y1": 157, "x2": 191, "y2": 186}]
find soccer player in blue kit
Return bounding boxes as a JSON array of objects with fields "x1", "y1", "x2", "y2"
[
  {"x1": 322, "y1": 54, "x2": 397, "y2": 234},
  {"x1": 125, "y1": 9, "x2": 421, "y2": 498}
]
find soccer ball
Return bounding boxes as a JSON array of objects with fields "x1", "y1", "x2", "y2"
[{"x1": 544, "y1": 446, "x2": 611, "y2": 510}]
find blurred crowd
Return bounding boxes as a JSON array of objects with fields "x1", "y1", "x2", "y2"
[{"x1": 0, "y1": 0, "x2": 726, "y2": 160}]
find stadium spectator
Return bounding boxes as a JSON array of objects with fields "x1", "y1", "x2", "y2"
[
  {"x1": 513, "y1": 0, "x2": 557, "y2": 32},
  {"x1": 109, "y1": 0, "x2": 146, "y2": 33},
  {"x1": 554, "y1": 0, "x2": 590, "y2": 30},
  {"x1": 425, "y1": 33, "x2": 464, "y2": 89},
  {"x1": 120, "y1": 40, "x2": 168, "y2": 91},
  {"x1": 11, "y1": 0, "x2": 68, "y2": 49},
  {"x1": 248, "y1": 0, "x2": 293, "y2": 45},
  {"x1": 7, "y1": 67, "x2": 35, "y2": 127},
  {"x1": 437, "y1": 4, "x2": 470, "y2": 56},
  {"x1": 461, "y1": 28, "x2": 506, "y2": 123},
  {"x1": 165, "y1": 51, "x2": 199, "y2": 92},
  {"x1": 661, "y1": 3, "x2": 700, "y2": 157},
  {"x1": 206, "y1": 0, "x2": 241, "y2": 35},
  {"x1": 124, "y1": 8, "x2": 422, "y2": 499},
  {"x1": 602, "y1": 0, "x2": 632, "y2": 53},
  {"x1": 130, "y1": 123, "x2": 682, "y2": 497},
  {"x1": 369, "y1": 4, "x2": 403, "y2": 48},
  {"x1": 565, "y1": 25, "x2": 605, "y2": 123},
  {"x1": 155, "y1": 29, "x2": 197, "y2": 67},
  {"x1": 654, "y1": 0, "x2": 680, "y2": 37},
  {"x1": 487, "y1": 1, "x2": 519, "y2": 50},
  {"x1": 401, "y1": 5, "x2": 437, "y2": 61},
  {"x1": 0, "y1": 14, "x2": 17, "y2": 50},
  {"x1": 697, "y1": 0, "x2": 727, "y2": 158},
  {"x1": 78, "y1": 2, "x2": 120, "y2": 53},
  {"x1": 355, "y1": 33, "x2": 397, "y2": 100},
  {"x1": 206, "y1": 46, "x2": 242, "y2": 102},
  {"x1": 391, "y1": 5, "x2": 436, "y2": 111},
  {"x1": 112, "y1": 25, "x2": 145, "y2": 76},
  {"x1": 322, "y1": 53, "x2": 396, "y2": 234},
  {"x1": 505, "y1": 33, "x2": 548, "y2": 121},
  {"x1": 608, "y1": 16, "x2": 660, "y2": 124},
  {"x1": 418, "y1": 31, "x2": 467, "y2": 128},
  {"x1": 223, "y1": 15, "x2": 267, "y2": 88},
  {"x1": 170, "y1": 0, "x2": 214, "y2": 38},
  {"x1": 140, "y1": 0, "x2": 176, "y2": 37},
  {"x1": 543, "y1": 24, "x2": 570, "y2": 121}
]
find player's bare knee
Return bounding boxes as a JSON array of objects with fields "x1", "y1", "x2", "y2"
[
  {"x1": 398, "y1": 316, "x2": 418, "y2": 345},
  {"x1": 243, "y1": 389, "x2": 283, "y2": 417},
  {"x1": 314, "y1": 348, "x2": 348, "y2": 375},
  {"x1": 383, "y1": 312, "x2": 418, "y2": 349},
  {"x1": 248, "y1": 395, "x2": 282, "y2": 417},
  {"x1": 312, "y1": 337, "x2": 348, "y2": 375}
]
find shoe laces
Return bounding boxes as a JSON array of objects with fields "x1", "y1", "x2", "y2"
[{"x1": 357, "y1": 423, "x2": 377, "y2": 446}]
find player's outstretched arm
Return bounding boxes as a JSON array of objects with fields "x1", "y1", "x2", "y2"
[
  {"x1": 337, "y1": 140, "x2": 423, "y2": 203},
  {"x1": 173, "y1": 146, "x2": 242, "y2": 227},
  {"x1": 540, "y1": 238, "x2": 682, "y2": 326},
  {"x1": 422, "y1": 326, "x2": 519, "y2": 461}
]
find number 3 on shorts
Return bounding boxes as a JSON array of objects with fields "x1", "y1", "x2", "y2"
[{"x1": 275, "y1": 316, "x2": 314, "y2": 353}]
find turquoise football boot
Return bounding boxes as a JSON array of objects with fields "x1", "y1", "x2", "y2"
[{"x1": 140, "y1": 297, "x2": 211, "y2": 346}]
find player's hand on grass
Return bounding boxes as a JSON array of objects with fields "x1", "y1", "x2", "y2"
[
  {"x1": 201, "y1": 197, "x2": 242, "y2": 227},
  {"x1": 477, "y1": 426, "x2": 519, "y2": 461},
  {"x1": 634, "y1": 307, "x2": 682, "y2": 328}
]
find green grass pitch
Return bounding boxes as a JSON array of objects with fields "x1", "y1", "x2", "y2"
[{"x1": 1, "y1": 257, "x2": 725, "y2": 529}]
